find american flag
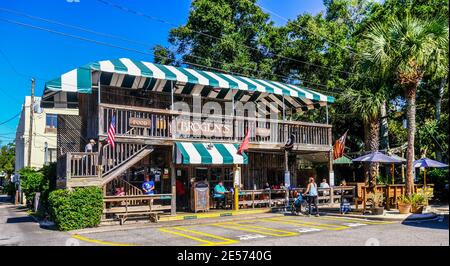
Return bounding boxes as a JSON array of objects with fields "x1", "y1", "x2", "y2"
[
  {"x1": 107, "y1": 116, "x2": 116, "y2": 149},
  {"x1": 333, "y1": 130, "x2": 348, "y2": 160}
]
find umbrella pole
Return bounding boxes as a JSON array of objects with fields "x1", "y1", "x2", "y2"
[
  {"x1": 391, "y1": 163, "x2": 395, "y2": 185},
  {"x1": 424, "y1": 168, "x2": 428, "y2": 205},
  {"x1": 424, "y1": 168, "x2": 427, "y2": 188}
]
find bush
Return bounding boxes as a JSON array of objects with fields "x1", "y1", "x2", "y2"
[
  {"x1": 48, "y1": 187, "x2": 103, "y2": 231},
  {"x1": 40, "y1": 163, "x2": 57, "y2": 211},
  {"x1": 426, "y1": 168, "x2": 449, "y2": 202},
  {"x1": 18, "y1": 167, "x2": 48, "y2": 207},
  {"x1": 1, "y1": 180, "x2": 16, "y2": 196}
]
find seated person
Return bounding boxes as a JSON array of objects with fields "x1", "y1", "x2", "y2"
[
  {"x1": 115, "y1": 186, "x2": 125, "y2": 196},
  {"x1": 213, "y1": 181, "x2": 227, "y2": 208},
  {"x1": 320, "y1": 178, "x2": 330, "y2": 196},
  {"x1": 263, "y1": 182, "x2": 270, "y2": 190},
  {"x1": 142, "y1": 174, "x2": 155, "y2": 195}
]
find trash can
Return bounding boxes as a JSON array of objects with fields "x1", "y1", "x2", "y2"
[{"x1": 190, "y1": 181, "x2": 210, "y2": 213}]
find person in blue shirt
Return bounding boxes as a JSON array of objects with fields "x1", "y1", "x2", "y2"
[
  {"x1": 213, "y1": 181, "x2": 227, "y2": 208},
  {"x1": 142, "y1": 174, "x2": 155, "y2": 195}
]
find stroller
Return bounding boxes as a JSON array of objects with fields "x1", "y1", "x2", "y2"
[{"x1": 291, "y1": 192, "x2": 307, "y2": 215}]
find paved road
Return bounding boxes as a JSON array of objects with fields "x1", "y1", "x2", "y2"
[
  {"x1": 0, "y1": 196, "x2": 448, "y2": 246},
  {"x1": 0, "y1": 196, "x2": 71, "y2": 246}
]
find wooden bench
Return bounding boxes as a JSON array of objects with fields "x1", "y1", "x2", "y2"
[{"x1": 103, "y1": 194, "x2": 172, "y2": 224}]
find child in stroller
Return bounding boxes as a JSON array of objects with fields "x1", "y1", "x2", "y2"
[{"x1": 291, "y1": 191, "x2": 307, "y2": 215}]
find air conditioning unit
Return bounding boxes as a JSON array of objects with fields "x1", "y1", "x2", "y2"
[{"x1": 33, "y1": 101, "x2": 43, "y2": 114}]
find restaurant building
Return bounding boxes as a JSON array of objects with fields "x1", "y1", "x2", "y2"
[{"x1": 42, "y1": 58, "x2": 334, "y2": 215}]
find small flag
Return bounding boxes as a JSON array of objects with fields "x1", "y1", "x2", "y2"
[
  {"x1": 333, "y1": 130, "x2": 348, "y2": 160},
  {"x1": 237, "y1": 130, "x2": 251, "y2": 155},
  {"x1": 107, "y1": 116, "x2": 116, "y2": 149}
]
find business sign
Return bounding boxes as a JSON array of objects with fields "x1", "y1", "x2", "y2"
[
  {"x1": 176, "y1": 119, "x2": 233, "y2": 137},
  {"x1": 255, "y1": 127, "x2": 271, "y2": 137},
  {"x1": 129, "y1": 117, "x2": 152, "y2": 128}
]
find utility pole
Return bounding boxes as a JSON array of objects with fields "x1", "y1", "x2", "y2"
[{"x1": 27, "y1": 78, "x2": 35, "y2": 167}]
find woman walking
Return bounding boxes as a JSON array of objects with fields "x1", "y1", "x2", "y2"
[{"x1": 303, "y1": 177, "x2": 319, "y2": 216}]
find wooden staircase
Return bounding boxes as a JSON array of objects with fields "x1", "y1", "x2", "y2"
[
  {"x1": 101, "y1": 144, "x2": 154, "y2": 185},
  {"x1": 65, "y1": 143, "x2": 153, "y2": 188}
]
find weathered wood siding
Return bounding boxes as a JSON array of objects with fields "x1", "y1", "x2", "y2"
[{"x1": 57, "y1": 114, "x2": 82, "y2": 178}]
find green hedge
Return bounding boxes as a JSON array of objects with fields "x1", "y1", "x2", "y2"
[
  {"x1": 48, "y1": 187, "x2": 103, "y2": 231},
  {"x1": 18, "y1": 167, "x2": 48, "y2": 207}
]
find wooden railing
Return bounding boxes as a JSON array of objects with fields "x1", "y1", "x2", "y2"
[
  {"x1": 65, "y1": 152, "x2": 99, "y2": 178},
  {"x1": 216, "y1": 187, "x2": 356, "y2": 210},
  {"x1": 62, "y1": 143, "x2": 146, "y2": 181},
  {"x1": 102, "y1": 143, "x2": 145, "y2": 175},
  {"x1": 361, "y1": 184, "x2": 434, "y2": 211},
  {"x1": 99, "y1": 103, "x2": 331, "y2": 146}
]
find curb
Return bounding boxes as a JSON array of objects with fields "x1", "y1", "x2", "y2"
[{"x1": 321, "y1": 212, "x2": 438, "y2": 222}]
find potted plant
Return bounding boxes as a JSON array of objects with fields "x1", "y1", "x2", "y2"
[
  {"x1": 367, "y1": 192, "x2": 384, "y2": 215},
  {"x1": 411, "y1": 193, "x2": 427, "y2": 214},
  {"x1": 397, "y1": 195, "x2": 412, "y2": 214}
]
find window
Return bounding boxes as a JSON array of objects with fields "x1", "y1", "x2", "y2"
[
  {"x1": 46, "y1": 114, "x2": 58, "y2": 129},
  {"x1": 48, "y1": 148, "x2": 57, "y2": 163}
]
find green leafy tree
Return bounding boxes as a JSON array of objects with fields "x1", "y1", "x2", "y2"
[
  {"x1": 360, "y1": 16, "x2": 449, "y2": 194},
  {"x1": 18, "y1": 167, "x2": 48, "y2": 207},
  {"x1": 167, "y1": 0, "x2": 275, "y2": 78},
  {"x1": 0, "y1": 143, "x2": 15, "y2": 184},
  {"x1": 340, "y1": 88, "x2": 386, "y2": 186}
]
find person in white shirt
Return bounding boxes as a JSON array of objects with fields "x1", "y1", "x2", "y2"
[
  {"x1": 320, "y1": 178, "x2": 330, "y2": 196},
  {"x1": 84, "y1": 139, "x2": 96, "y2": 152},
  {"x1": 320, "y1": 179, "x2": 330, "y2": 188}
]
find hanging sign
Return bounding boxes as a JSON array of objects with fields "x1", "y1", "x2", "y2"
[
  {"x1": 234, "y1": 167, "x2": 241, "y2": 186},
  {"x1": 129, "y1": 117, "x2": 152, "y2": 128},
  {"x1": 255, "y1": 127, "x2": 271, "y2": 137}
]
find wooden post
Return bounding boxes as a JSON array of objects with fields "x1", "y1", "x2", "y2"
[
  {"x1": 233, "y1": 165, "x2": 239, "y2": 211},
  {"x1": 170, "y1": 146, "x2": 176, "y2": 216},
  {"x1": 328, "y1": 128, "x2": 334, "y2": 186}
]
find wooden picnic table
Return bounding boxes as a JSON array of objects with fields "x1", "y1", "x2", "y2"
[{"x1": 103, "y1": 194, "x2": 172, "y2": 224}]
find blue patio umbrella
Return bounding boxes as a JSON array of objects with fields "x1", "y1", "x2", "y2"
[
  {"x1": 413, "y1": 158, "x2": 448, "y2": 188},
  {"x1": 353, "y1": 151, "x2": 403, "y2": 185},
  {"x1": 352, "y1": 151, "x2": 403, "y2": 163}
]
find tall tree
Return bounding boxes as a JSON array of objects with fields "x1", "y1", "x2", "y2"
[
  {"x1": 361, "y1": 16, "x2": 449, "y2": 194},
  {"x1": 0, "y1": 143, "x2": 15, "y2": 183},
  {"x1": 340, "y1": 88, "x2": 385, "y2": 186},
  {"x1": 166, "y1": 0, "x2": 275, "y2": 78}
]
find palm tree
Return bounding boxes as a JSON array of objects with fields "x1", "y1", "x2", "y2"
[
  {"x1": 341, "y1": 88, "x2": 385, "y2": 187},
  {"x1": 360, "y1": 16, "x2": 448, "y2": 195}
]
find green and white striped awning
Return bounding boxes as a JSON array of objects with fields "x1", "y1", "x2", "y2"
[
  {"x1": 43, "y1": 58, "x2": 334, "y2": 111},
  {"x1": 175, "y1": 142, "x2": 248, "y2": 165}
]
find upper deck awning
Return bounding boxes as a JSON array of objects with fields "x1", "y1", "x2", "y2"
[{"x1": 43, "y1": 58, "x2": 334, "y2": 111}]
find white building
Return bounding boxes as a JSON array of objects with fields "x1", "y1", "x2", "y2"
[{"x1": 14, "y1": 96, "x2": 78, "y2": 181}]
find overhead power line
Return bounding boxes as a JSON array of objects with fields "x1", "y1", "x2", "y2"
[
  {"x1": 0, "y1": 17, "x2": 343, "y2": 94},
  {"x1": 94, "y1": 0, "x2": 360, "y2": 80},
  {"x1": 249, "y1": 0, "x2": 356, "y2": 53},
  {"x1": 0, "y1": 111, "x2": 21, "y2": 126},
  {"x1": 0, "y1": 9, "x2": 343, "y2": 91}
]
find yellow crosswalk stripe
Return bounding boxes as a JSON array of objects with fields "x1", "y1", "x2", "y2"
[
  {"x1": 71, "y1": 234, "x2": 139, "y2": 246},
  {"x1": 263, "y1": 218, "x2": 349, "y2": 230},
  {"x1": 212, "y1": 222, "x2": 298, "y2": 237},
  {"x1": 159, "y1": 227, "x2": 238, "y2": 246}
]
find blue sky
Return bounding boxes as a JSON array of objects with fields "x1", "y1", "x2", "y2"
[{"x1": 0, "y1": 0, "x2": 325, "y2": 144}]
